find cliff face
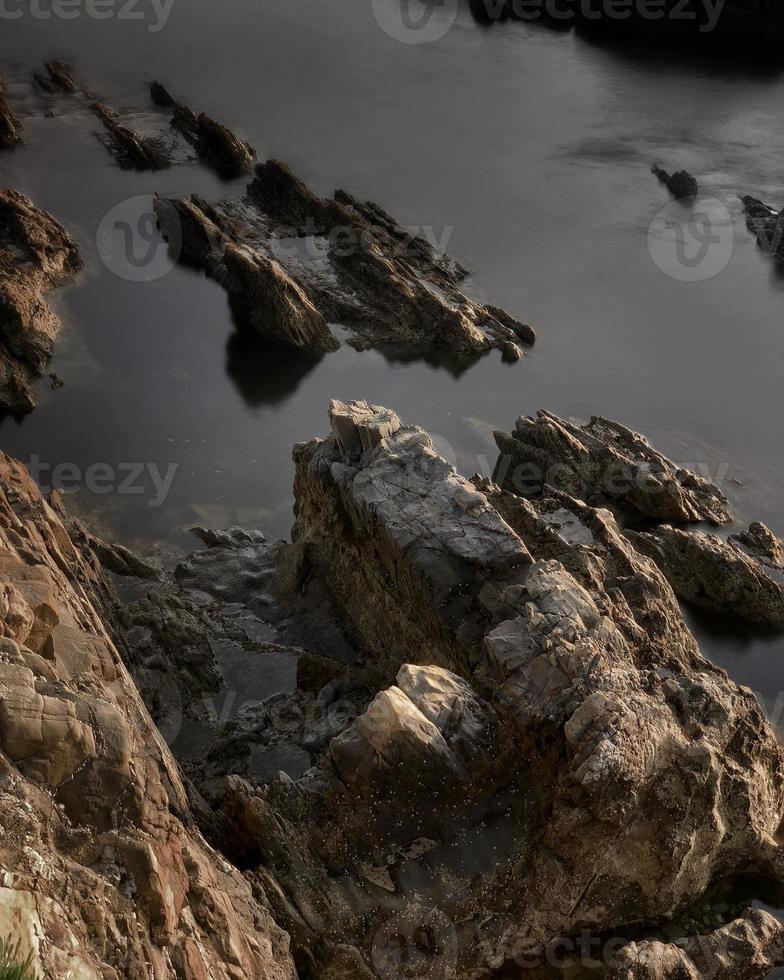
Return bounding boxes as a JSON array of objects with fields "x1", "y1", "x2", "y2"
[{"x1": 0, "y1": 453, "x2": 295, "y2": 980}]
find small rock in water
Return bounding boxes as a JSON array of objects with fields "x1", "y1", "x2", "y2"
[{"x1": 652, "y1": 164, "x2": 699, "y2": 200}]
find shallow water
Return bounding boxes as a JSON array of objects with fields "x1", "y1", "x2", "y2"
[{"x1": 1, "y1": 1, "x2": 784, "y2": 699}]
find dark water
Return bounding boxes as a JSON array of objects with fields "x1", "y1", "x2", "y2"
[{"x1": 1, "y1": 1, "x2": 784, "y2": 700}]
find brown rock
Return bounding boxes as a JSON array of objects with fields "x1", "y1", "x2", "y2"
[{"x1": 0, "y1": 188, "x2": 82, "y2": 412}]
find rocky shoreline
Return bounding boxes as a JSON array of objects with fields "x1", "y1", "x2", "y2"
[{"x1": 1, "y1": 401, "x2": 784, "y2": 977}]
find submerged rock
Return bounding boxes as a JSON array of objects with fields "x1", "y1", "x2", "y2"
[
  {"x1": 0, "y1": 454, "x2": 296, "y2": 980},
  {"x1": 151, "y1": 81, "x2": 257, "y2": 178},
  {"x1": 626, "y1": 521, "x2": 784, "y2": 627},
  {"x1": 91, "y1": 101, "x2": 171, "y2": 170},
  {"x1": 157, "y1": 160, "x2": 534, "y2": 362},
  {"x1": 0, "y1": 75, "x2": 22, "y2": 149},
  {"x1": 493, "y1": 409, "x2": 731, "y2": 524},
  {"x1": 652, "y1": 165, "x2": 699, "y2": 200},
  {"x1": 0, "y1": 189, "x2": 82, "y2": 412}
]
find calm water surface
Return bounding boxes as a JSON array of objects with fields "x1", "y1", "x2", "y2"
[{"x1": 1, "y1": 2, "x2": 783, "y2": 700}]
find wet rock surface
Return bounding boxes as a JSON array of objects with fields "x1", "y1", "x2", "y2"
[
  {"x1": 493, "y1": 409, "x2": 731, "y2": 524},
  {"x1": 91, "y1": 101, "x2": 172, "y2": 170},
  {"x1": 0, "y1": 453, "x2": 296, "y2": 980},
  {"x1": 652, "y1": 165, "x2": 699, "y2": 200},
  {"x1": 0, "y1": 188, "x2": 82, "y2": 413},
  {"x1": 155, "y1": 158, "x2": 535, "y2": 361},
  {"x1": 0, "y1": 76, "x2": 22, "y2": 149},
  {"x1": 151, "y1": 81, "x2": 257, "y2": 178}
]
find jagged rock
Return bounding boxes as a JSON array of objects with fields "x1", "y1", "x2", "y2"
[
  {"x1": 0, "y1": 453, "x2": 296, "y2": 979},
  {"x1": 0, "y1": 76, "x2": 22, "y2": 149},
  {"x1": 157, "y1": 159, "x2": 534, "y2": 363},
  {"x1": 608, "y1": 908, "x2": 784, "y2": 979},
  {"x1": 493, "y1": 410, "x2": 731, "y2": 524},
  {"x1": 34, "y1": 61, "x2": 78, "y2": 94},
  {"x1": 154, "y1": 194, "x2": 339, "y2": 352},
  {"x1": 90, "y1": 102, "x2": 171, "y2": 170},
  {"x1": 652, "y1": 165, "x2": 698, "y2": 200},
  {"x1": 292, "y1": 398, "x2": 533, "y2": 680},
  {"x1": 626, "y1": 522, "x2": 784, "y2": 626},
  {"x1": 0, "y1": 189, "x2": 82, "y2": 412},
  {"x1": 150, "y1": 81, "x2": 257, "y2": 178},
  {"x1": 240, "y1": 400, "x2": 784, "y2": 978},
  {"x1": 742, "y1": 195, "x2": 784, "y2": 262}
]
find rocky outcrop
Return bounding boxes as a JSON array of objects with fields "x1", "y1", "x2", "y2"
[
  {"x1": 155, "y1": 159, "x2": 534, "y2": 362},
  {"x1": 91, "y1": 101, "x2": 171, "y2": 170},
  {"x1": 742, "y1": 195, "x2": 784, "y2": 262},
  {"x1": 608, "y1": 908, "x2": 784, "y2": 979},
  {"x1": 0, "y1": 76, "x2": 22, "y2": 149},
  {"x1": 202, "y1": 399, "x2": 784, "y2": 979},
  {"x1": 0, "y1": 453, "x2": 296, "y2": 979},
  {"x1": 154, "y1": 194, "x2": 339, "y2": 351},
  {"x1": 34, "y1": 61, "x2": 78, "y2": 94},
  {"x1": 150, "y1": 82, "x2": 257, "y2": 179},
  {"x1": 626, "y1": 521, "x2": 784, "y2": 626},
  {"x1": 0, "y1": 189, "x2": 82, "y2": 412},
  {"x1": 493, "y1": 410, "x2": 730, "y2": 524},
  {"x1": 652, "y1": 165, "x2": 698, "y2": 200}
]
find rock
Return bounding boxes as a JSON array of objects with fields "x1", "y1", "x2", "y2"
[
  {"x1": 292, "y1": 399, "x2": 534, "y2": 679},
  {"x1": 652, "y1": 165, "x2": 699, "y2": 200},
  {"x1": 239, "y1": 400, "x2": 784, "y2": 978},
  {"x1": 157, "y1": 158, "x2": 534, "y2": 363},
  {"x1": 0, "y1": 189, "x2": 82, "y2": 412},
  {"x1": 742, "y1": 195, "x2": 784, "y2": 262},
  {"x1": 150, "y1": 82, "x2": 257, "y2": 178},
  {"x1": 608, "y1": 908, "x2": 784, "y2": 979},
  {"x1": 90, "y1": 102, "x2": 171, "y2": 170},
  {"x1": 153, "y1": 194, "x2": 339, "y2": 352},
  {"x1": 0, "y1": 75, "x2": 22, "y2": 149},
  {"x1": 0, "y1": 453, "x2": 296, "y2": 980},
  {"x1": 493, "y1": 410, "x2": 731, "y2": 524},
  {"x1": 626, "y1": 522, "x2": 784, "y2": 626},
  {"x1": 42, "y1": 61, "x2": 78, "y2": 94}
]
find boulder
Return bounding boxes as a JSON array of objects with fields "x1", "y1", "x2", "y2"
[
  {"x1": 493, "y1": 410, "x2": 731, "y2": 524},
  {"x1": 652, "y1": 165, "x2": 699, "y2": 200},
  {"x1": 626, "y1": 522, "x2": 784, "y2": 626}
]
